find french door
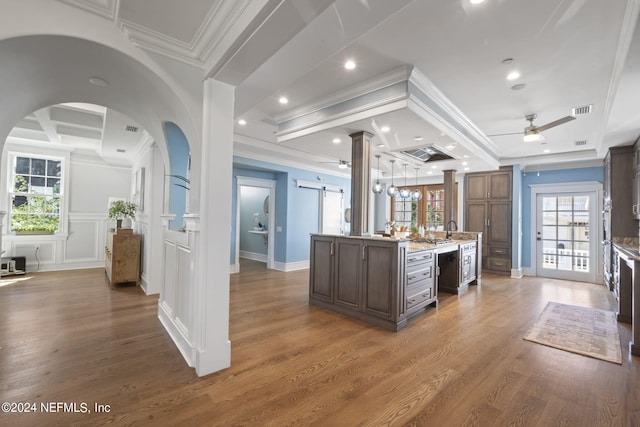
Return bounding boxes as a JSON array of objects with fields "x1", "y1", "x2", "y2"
[{"x1": 535, "y1": 191, "x2": 597, "y2": 282}]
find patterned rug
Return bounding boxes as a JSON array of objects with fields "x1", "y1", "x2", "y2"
[{"x1": 524, "y1": 302, "x2": 622, "y2": 364}]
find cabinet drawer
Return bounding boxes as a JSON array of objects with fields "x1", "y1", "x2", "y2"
[
  {"x1": 406, "y1": 288, "x2": 432, "y2": 309},
  {"x1": 407, "y1": 251, "x2": 433, "y2": 266},
  {"x1": 461, "y1": 242, "x2": 477, "y2": 253},
  {"x1": 489, "y1": 246, "x2": 510, "y2": 258},
  {"x1": 407, "y1": 265, "x2": 433, "y2": 285},
  {"x1": 488, "y1": 257, "x2": 511, "y2": 271}
]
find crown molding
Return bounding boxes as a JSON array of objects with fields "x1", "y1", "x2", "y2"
[
  {"x1": 60, "y1": 0, "x2": 118, "y2": 21},
  {"x1": 274, "y1": 66, "x2": 413, "y2": 124}
]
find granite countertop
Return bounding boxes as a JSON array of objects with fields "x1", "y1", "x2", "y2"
[
  {"x1": 613, "y1": 237, "x2": 640, "y2": 260},
  {"x1": 407, "y1": 239, "x2": 472, "y2": 252}
]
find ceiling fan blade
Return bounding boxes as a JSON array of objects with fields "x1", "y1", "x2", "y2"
[
  {"x1": 536, "y1": 115, "x2": 576, "y2": 132},
  {"x1": 486, "y1": 131, "x2": 522, "y2": 137}
]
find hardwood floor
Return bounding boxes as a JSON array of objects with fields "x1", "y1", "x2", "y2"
[{"x1": 1, "y1": 262, "x2": 638, "y2": 426}]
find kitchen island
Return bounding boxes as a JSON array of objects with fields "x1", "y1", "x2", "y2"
[{"x1": 309, "y1": 232, "x2": 481, "y2": 331}]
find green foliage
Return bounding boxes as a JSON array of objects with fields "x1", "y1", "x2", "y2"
[
  {"x1": 11, "y1": 195, "x2": 60, "y2": 232},
  {"x1": 108, "y1": 200, "x2": 137, "y2": 220}
]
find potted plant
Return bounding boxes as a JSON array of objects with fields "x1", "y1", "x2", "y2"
[{"x1": 108, "y1": 200, "x2": 137, "y2": 229}]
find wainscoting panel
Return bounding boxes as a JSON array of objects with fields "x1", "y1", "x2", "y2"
[{"x1": 175, "y1": 244, "x2": 193, "y2": 339}]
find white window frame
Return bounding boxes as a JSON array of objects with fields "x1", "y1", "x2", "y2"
[{"x1": 3, "y1": 148, "x2": 71, "y2": 237}]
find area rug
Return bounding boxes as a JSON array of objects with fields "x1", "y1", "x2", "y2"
[{"x1": 524, "y1": 302, "x2": 622, "y2": 364}]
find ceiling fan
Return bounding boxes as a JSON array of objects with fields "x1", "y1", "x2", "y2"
[{"x1": 489, "y1": 113, "x2": 576, "y2": 142}]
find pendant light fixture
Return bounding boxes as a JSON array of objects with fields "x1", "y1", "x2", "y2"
[
  {"x1": 398, "y1": 164, "x2": 411, "y2": 199},
  {"x1": 372, "y1": 154, "x2": 386, "y2": 194},
  {"x1": 411, "y1": 168, "x2": 423, "y2": 201},
  {"x1": 386, "y1": 159, "x2": 398, "y2": 197}
]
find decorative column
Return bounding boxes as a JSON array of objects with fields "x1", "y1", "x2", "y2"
[
  {"x1": 349, "y1": 131, "x2": 373, "y2": 236},
  {"x1": 443, "y1": 169, "x2": 457, "y2": 227}
]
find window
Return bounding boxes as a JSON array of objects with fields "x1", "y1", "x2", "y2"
[
  {"x1": 10, "y1": 156, "x2": 62, "y2": 233},
  {"x1": 390, "y1": 184, "x2": 457, "y2": 231}
]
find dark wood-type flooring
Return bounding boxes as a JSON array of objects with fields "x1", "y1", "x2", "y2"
[{"x1": 0, "y1": 260, "x2": 638, "y2": 426}]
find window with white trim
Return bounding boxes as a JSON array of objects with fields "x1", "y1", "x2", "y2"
[{"x1": 9, "y1": 155, "x2": 63, "y2": 233}]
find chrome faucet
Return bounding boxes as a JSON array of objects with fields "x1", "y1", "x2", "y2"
[{"x1": 445, "y1": 220, "x2": 458, "y2": 240}]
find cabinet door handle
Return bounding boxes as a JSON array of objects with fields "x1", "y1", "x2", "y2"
[
  {"x1": 487, "y1": 218, "x2": 491, "y2": 227},
  {"x1": 330, "y1": 242, "x2": 334, "y2": 256},
  {"x1": 362, "y1": 246, "x2": 366, "y2": 261},
  {"x1": 634, "y1": 205, "x2": 637, "y2": 215}
]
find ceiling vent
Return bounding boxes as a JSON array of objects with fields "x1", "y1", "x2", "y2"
[
  {"x1": 400, "y1": 146, "x2": 454, "y2": 163},
  {"x1": 116, "y1": 149, "x2": 126, "y2": 153},
  {"x1": 571, "y1": 104, "x2": 593, "y2": 116},
  {"x1": 574, "y1": 140, "x2": 588, "y2": 146},
  {"x1": 125, "y1": 125, "x2": 139, "y2": 133}
]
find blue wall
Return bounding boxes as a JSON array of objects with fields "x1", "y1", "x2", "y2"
[
  {"x1": 231, "y1": 156, "x2": 351, "y2": 266},
  {"x1": 520, "y1": 166, "x2": 604, "y2": 268},
  {"x1": 163, "y1": 122, "x2": 190, "y2": 230}
]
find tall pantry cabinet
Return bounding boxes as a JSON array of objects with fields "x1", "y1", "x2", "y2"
[{"x1": 464, "y1": 167, "x2": 513, "y2": 275}]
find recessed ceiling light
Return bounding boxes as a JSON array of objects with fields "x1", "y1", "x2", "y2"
[
  {"x1": 470, "y1": 0, "x2": 485, "y2": 4},
  {"x1": 377, "y1": 143, "x2": 385, "y2": 148},
  {"x1": 464, "y1": 167, "x2": 470, "y2": 171},
  {"x1": 462, "y1": 161, "x2": 468, "y2": 166},
  {"x1": 543, "y1": 149, "x2": 551, "y2": 153},
  {"x1": 279, "y1": 96, "x2": 288, "y2": 104},
  {"x1": 413, "y1": 136, "x2": 423, "y2": 141},
  {"x1": 511, "y1": 83, "x2": 527, "y2": 91},
  {"x1": 89, "y1": 76, "x2": 108, "y2": 87},
  {"x1": 380, "y1": 126, "x2": 390, "y2": 133},
  {"x1": 238, "y1": 119, "x2": 246, "y2": 125},
  {"x1": 427, "y1": 171, "x2": 433, "y2": 175},
  {"x1": 507, "y1": 71, "x2": 520, "y2": 80},
  {"x1": 431, "y1": 165, "x2": 437, "y2": 169},
  {"x1": 344, "y1": 60, "x2": 356, "y2": 70},
  {"x1": 332, "y1": 138, "x2": 341, "y2": 144},
  {"x1": 446, "y1": 143, "x2": 456, "y2": 150},
  {"x1": 463, "y1": 154, "x2": 470, "y2": 158}
]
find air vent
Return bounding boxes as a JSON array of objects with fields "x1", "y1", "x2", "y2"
[
  {"x1": 574, "y1": 140, "x2": 588, "y2": 146},
  {"x1": 572, "y1": 104, "x2": 593, "y2": 116},
  {"x1": 125, "y1": 125, "x2": 139, "y2": 133},
  {"x1": 116, "y1": 149, "x2": 126, "y2": 153},
  {"x1": 401, "y1": 146, "x2": 454, "y2": 163}
]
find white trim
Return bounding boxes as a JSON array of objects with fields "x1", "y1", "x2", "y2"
[
  {"x1": 158, "y1": 301, "x2": 196, "y2": 368},
  {"x1": 510, "y1": 268, "x2": 523, "y2": 279},
  {"x1": 273, "y1": 260, "x2": 309, "y2": 272},
  {"x1": 239, "y1": 250, "x2": 267, "y2": 263},
  {"x1": 529, "y1": 181, "x2": 603, "y2": 283},
  {"x1": 235, "y1": 176, "x2": 276, "y2": 272},
  {"x1": 229, "y1": 263, "x2": 239, "y2": 274}
]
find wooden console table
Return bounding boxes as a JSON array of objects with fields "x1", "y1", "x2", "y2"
[{"x1": 105, "y1": 229, "x2": 141, "y2": 286}]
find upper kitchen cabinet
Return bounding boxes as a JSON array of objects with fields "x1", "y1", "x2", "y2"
[{"x1": 466, "y1": 170, "x2": 512, "y2": 202}]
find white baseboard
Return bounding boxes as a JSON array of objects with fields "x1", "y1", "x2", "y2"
[
  {"x1": 25, "y1": 260, "x2": 103, "y2": 273},
  {"x1": 522, "y1": 266, "x2": 536, "y2": 276},
  {"x1": 230, "y1": 263, "x2": 239, "y2": 274},
  {"x1": 239, "y1": 251, "x2": 267, "y2": 262},
  {"x1": 510, "y1": 268, "x2": 523, "y2": 279},
  {"x1": 274, "y1": 260, "x2": 309, "y2": 272},
  {"x1": 158, "y1": 301, "x2": 196, "y2": 368}
]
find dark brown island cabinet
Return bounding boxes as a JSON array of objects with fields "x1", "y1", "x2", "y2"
[{"x1": 309, "y1": 234, "x2": 479, "y2": 331}]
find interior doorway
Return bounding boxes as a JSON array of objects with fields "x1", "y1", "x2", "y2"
[
  {"x1": 235, "y1": 177, "x2": 276, "y2": 271},
  {"x1": 531, "y1": 183, "x2": 601, "y2": 283}
]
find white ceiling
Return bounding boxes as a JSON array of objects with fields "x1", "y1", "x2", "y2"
[{"x1": 7, "y1": 0, "x2": 640, "y2": 179}]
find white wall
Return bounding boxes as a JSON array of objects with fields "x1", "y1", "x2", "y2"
[{"x1": 1, "y1": 144, "x2": 131, "y2": 273}]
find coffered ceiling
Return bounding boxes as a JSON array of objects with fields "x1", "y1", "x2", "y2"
[{"x1": 6, "y1": 0, "x2": 640, "y2": 180}]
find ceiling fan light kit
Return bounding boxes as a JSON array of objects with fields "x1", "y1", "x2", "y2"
[{"x1": 522, "y1": 113, "x2": 575, "y2": 142}]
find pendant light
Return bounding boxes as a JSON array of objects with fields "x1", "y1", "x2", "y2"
[
  {"x1": 411, "y1": 168, "x2": 423, "y2": 200},
  {"x1": 372, "y1": 154, "x2": 386, "y2": 194},
  {"x1": 386, "y1": 160, "x2": 398, "y2": 197},
  {"x1": 398, "y1": 164, "x2": 411, "y2": 199}
]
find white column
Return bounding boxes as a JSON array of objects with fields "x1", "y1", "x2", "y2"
[{"x1": 192, "y1": 78, "x2": 234, "y2": 376}]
